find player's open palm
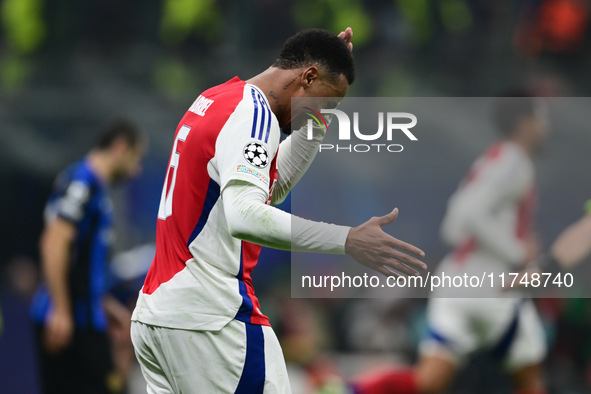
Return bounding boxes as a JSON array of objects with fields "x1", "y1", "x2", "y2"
[{"x1": 345, "y1": 208, "x2": 427, "y2": 277}]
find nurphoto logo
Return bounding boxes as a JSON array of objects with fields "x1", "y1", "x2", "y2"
[{"x1": 304, "y1": 107, "x2": 418, "y2": 153}]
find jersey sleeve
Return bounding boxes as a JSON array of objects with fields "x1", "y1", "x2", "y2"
[
  {"x1": 52, "y1": 176, "x2": 93, "y2": 224},
  {"x1": 223, "y1": 181, "x2": 350, "y2": 254},
  {"x1": 215, "y1": 88, "x2": 280, "y2": 197}
]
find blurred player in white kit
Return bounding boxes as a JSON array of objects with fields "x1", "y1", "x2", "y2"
[{"x1": 355, "y1": 94, "x2": 548, "y2": 394}]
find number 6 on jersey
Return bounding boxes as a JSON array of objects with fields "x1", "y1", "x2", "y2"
[{"x1": 158, "y1": 125, "x2": 191, "y2": 219}]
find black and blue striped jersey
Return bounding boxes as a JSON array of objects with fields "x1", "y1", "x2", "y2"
[{"x1": 31, "y1": 158, "x2": 113, "y2": 331}]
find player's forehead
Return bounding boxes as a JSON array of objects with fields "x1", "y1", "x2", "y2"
[
  {"x1": 312, "y1": 73, "x2": 348, "y2": 111},
  {"x1": 324, "y1": 73, "x2": 349, "y2": 98}
]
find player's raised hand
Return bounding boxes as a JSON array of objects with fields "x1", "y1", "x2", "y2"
[
  {"x1": 345, "y1": 208, "x2": 427, "y2": 277},
  {"x1": 338, "y1": 27, "x2": 353, "y2": 52}
]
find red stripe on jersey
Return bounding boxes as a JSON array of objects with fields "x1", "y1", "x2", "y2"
[
  {"x1": 235, "y1": 151, "x2": 278, "y2": 326},
  {"x1": 463, "y1": 142, "x2": 505, "y2": 185},
  {"x1": 237, "y1": 241, "x2": 270, "y2": 325},
  {"x1": 143, "y1": 77, "x2": 247, "y2": 295},
  {"x1": 453, "y1": 143, "x2": 504, "y2": 265},
  {"x1": 516, "y1": 186, "x2": 536, "y2": 240},
  {"x1": 486, "y1": 141, "x2": 504, "y2": 159},
  {"x1": 453, "y1": 237, "x2": 476, "y2": 266}
]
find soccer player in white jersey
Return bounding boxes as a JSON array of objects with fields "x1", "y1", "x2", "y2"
[
  {"x1": 130, "y1": 28, "x2": 426, "y2": 393},
  {"x1": 355, "y1": 95, "x2": 548, "y2": 394}
]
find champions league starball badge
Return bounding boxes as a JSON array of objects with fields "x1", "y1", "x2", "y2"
[{"x1": 243, "y1": 142, "x2": 269, "y2": 168}]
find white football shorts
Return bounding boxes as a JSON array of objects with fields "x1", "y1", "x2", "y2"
[
  {"x1": 131, "y1": 319, "x2": 291, "y2": 393},
  {"x1": 420, "y1": 297, "x2": 546, "y2": 371}
]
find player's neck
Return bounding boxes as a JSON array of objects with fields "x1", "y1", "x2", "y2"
[
  {"x1": 87, "y1": 150, "x2": 113, "y2": 184},
  {"x1": 507, "y1": 136, "x2": 535, "y2": 158},
  {"x1": 247, "y1": 67, "x2": 303, "y2": 120}
]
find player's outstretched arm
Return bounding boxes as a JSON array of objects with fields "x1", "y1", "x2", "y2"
[
  {"x1": 551, "y1": 212, "x2": 591, "y2": 270},
  {"x1": 224, "y1": 181, "x2": 349, "y2": 253},
  {"x1": 345, "y1": 208, "x2": 426, "y2": 277},
  {"x1": 224, "y1": 182, "x2": 426, "y2": 276}
]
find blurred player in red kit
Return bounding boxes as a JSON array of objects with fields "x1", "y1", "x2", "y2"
[{"x1": 355, "y1": 94, "x2": 549, "y2": 394}]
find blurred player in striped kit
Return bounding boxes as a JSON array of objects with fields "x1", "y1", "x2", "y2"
[
  {"x1": 355, "y1": 94, "x2": 549, "y2": 394},
  {"x1": 31, "y1": 119, "x2": 146, "y2": 393}
]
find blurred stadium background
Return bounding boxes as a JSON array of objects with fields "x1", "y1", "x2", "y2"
[{"x1": 1, "y1": 0, "x2": 591, "y2": 393}]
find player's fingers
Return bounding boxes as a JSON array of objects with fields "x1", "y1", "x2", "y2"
[
  {"x1": 344, "y1": 27, "x2": 353, "y2": 42},
  {"x1": 374, "y1": 208, "x2": 399, "y2": 227},
  {"x1": 376, "y1": 248, "x2": 424, "y2": 274},
  {"x1": 338, "y1": 27, "x2": 353, "y2": 49},
  {"x1": 375, "y1": 264, "x2": 400, "y2": 278},
  {"x1": 388, "y1": 237, "x2": 425, "y2": 258},
  {"x1": 382, "y1": 257, "x2": 421, "y2": 276},
  {"x1": 390, "y1": 249, "x2": 427, "y2": 271},
  {"x1": 338, "y1": 27, "x2": 352, "y2": 40}
]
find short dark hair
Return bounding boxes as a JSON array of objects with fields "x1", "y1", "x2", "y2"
[
  {"x1": 492, "y1": 90, "x2": 538, "y2": 136},
  {"x1": 94, "y1": 118, "x2": 143, "y2": 150},
  {"x1": 272, "y1": 29, "x2": 355, "y2": 85}
]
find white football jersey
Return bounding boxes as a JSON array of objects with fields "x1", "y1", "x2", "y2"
[
  {"x1": 435, "y1": 141, "x2": 536, "y2": 295},
  {"x1": 132, "y1": 77, "x2": 281, "y2": 330}
]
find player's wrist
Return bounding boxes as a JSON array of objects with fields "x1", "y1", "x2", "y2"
[
  {"x1": 52, "y1": 298, "x2": 72, "y2": 314},
  {"x1": 343, "y1": 226, "x2": 359, "y2": 256}
]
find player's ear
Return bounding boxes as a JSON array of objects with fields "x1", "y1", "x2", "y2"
[{"x1": 301, "y1": 66, "x2": 319, "y2": 89}]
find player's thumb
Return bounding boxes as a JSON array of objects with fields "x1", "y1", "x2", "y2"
[{"x1": 375, "y1": 208, "x2": 399, "y2": 227}]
